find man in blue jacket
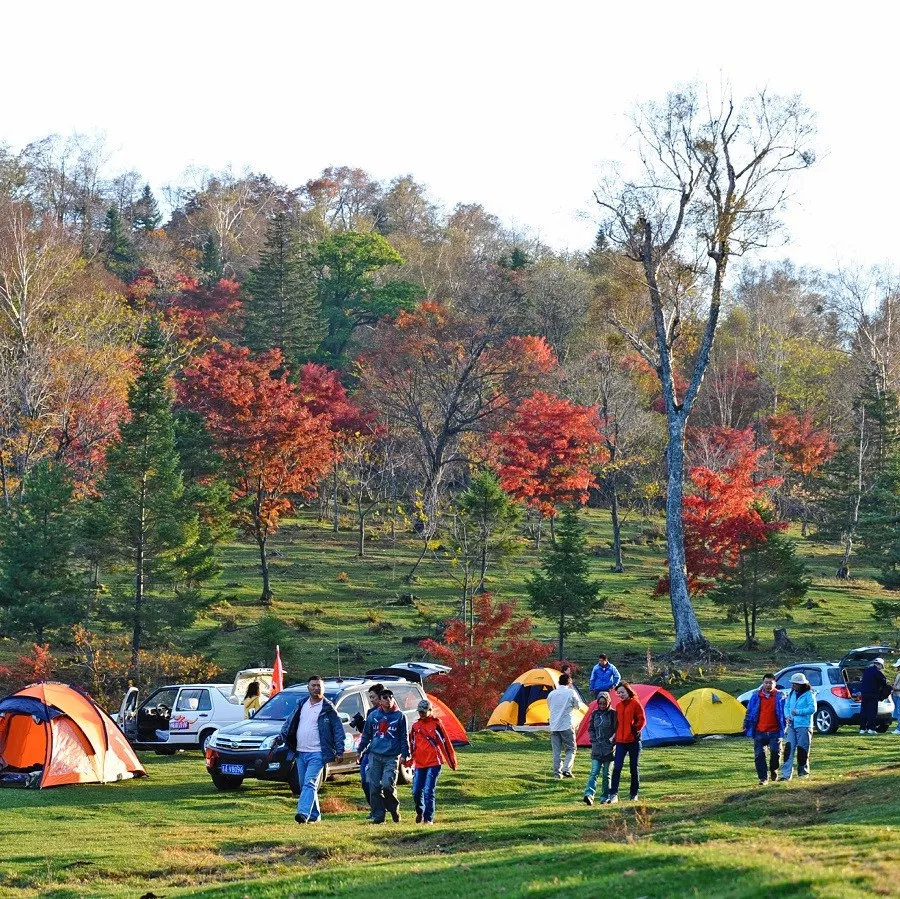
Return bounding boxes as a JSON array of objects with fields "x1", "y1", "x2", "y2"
[
  {"x1": 743, "y1": 673, "x2": 786, "y2": 784},
  {"x1": 358, "y1": 688, "x2": 410, "y2": 824},
  {"x1": 279, "y1": 675, "x2": 345, "y2": 824},
  {"x1": 589, "y1": 655, "x2": 621, "y2": 698}
]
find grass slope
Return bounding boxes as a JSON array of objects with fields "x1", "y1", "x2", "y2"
[{"x1": 3, "y1": 732, "x2": 899, "y2": 897}]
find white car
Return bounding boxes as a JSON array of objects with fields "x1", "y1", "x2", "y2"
[{"x1": 116, "y1": 668, "x2": 272, "y2": 752}]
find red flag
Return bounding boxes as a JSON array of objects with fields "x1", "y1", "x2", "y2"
[{"x1": 271, "y1": 645, "x2": 284, "y2": 696}]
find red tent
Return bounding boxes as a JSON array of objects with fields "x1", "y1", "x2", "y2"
[
  {"x1": 426, "y1": 693, "x2": 469, "y2": 746},
  {"x1": 576, "y1": 683, "x2": 693, "y2": 748}
]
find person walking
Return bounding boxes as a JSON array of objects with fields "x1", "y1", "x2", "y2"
[
  {"x1": 606, "y1": 682, "x2": 645, "y2": 803},
  {"x1": 743, "y1": 673, "x2": 786, "y2": 785},
  {"x1": 588, "y1": 655, "x2": 621, "y2": 699},
  {"x1": 859, "y1": 657, "x2": 890, "y2": 735},
  {"x1": 351, "y1": 684, "x2": 384, "y2": 810},
  {"x1": 278, "y1": 675, "x2": 345, "y2": 824},
  {"x1": 780, "y1": 672, "x2": 816, "y2": 780},
  {"x1": 892, "y1": 660, "x2": 900, "y2": 736},
  {"x1": 583, "y1": 691, "x2": 616, "y2": 806},
  {"x1": 358, "y1": 689, "x2": 410, "y2": 824},
  {"x1": 547, "y1": 672, "x2": 581, "y2": 778},
  {"x1": 243, "y1": 681, "x2": 263, "y2": 718},
  {"x1": 409, "y1": 698, "x2": 458, "y2": 824}
]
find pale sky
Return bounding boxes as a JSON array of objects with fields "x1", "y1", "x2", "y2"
[{"x1": 5, "y1": 1, "x2": 899, "y2": 271}]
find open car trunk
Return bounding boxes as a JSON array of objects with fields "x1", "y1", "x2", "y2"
[
  {"x1": 839, "y1": 646, "x2": 894, "y2": 694},
  {"x1": 230, "y1": 669, "x2": 273, "y2": 703}
]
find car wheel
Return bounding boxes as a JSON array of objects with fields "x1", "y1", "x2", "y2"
[
  {"x1": 814, "y1": 704, "x2": 838, "y2": 735},
  {"x1": 397, "y1": 762, "x2": 413, "y2": 786},
  {"x1": 199, "y1": 729, "x2": 217, "y2": 751},
  {"x1": 875, "y1": 722, "x2": 890, "y2": 733},
  {"x1": 211, "y1": 771, "x2": 243, "y2": 791}
]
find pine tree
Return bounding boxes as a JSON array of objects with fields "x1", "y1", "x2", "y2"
[
  {"x1": 101, "y1": 205, "x2": 138, "y2": 282},
  {"x1": 245, "y1": 213, "x2": 322, "y2": 368},
  {"x1": 130, "y1": 184, "x2": 162, "y2": 232},
  {"x1": 200, "y1": 234, "x2": 223, "y2": 285},
  {"x1": 525, "y1": 505, "x2": 602, "y2": 659},
  {"x1": 0, "y1": 462, "x2": 88, "y2": 642},
  {"x1": 98, "y1": 320, "x2": 206, "y2": 676},
  {"x1": 709, "y1": 526, "x2": 810, "y2": 649}
]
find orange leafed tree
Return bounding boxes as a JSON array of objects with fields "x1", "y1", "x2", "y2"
[
  {"x1": 767, "y1": 412, "x2": 836, "y2": 478},
  {"x1": 181, "y1": 344, "x2": 333, "y2": 603},
  {"x1": 420, "y1": 593, "x2": 552, "y2": 728}
]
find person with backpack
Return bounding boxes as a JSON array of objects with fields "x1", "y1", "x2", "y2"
[
  {"x1": 583, "y1": 691, "x2": 616, "y2": 806},
  {"x1": 358, "y1": 689, "x2": 410, "y2": 824},
  {"x1": 743, "y1": 673, "x2": 786, "y2": 784},
  {"x1": 780, "y1": 672, "x2": 817, "y2": 780},
  {"x1": 409, "y1": 698, "x2": 458, "y2": 824},
  {"x1": 606, "y1": 682, "x2": 645, "y2": 803}
]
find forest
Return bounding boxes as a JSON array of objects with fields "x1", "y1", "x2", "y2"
[{"x1": 0, "y1": 87, "x2": 898, "y2": 707}]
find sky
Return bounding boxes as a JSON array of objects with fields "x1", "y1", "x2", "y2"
[{"x1": 4, "y1": 1, "x2": 900, "y2": 271}]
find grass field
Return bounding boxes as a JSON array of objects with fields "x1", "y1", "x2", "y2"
[{"x1": 3, "y1": 730, "x2": 900, "y2": 898}]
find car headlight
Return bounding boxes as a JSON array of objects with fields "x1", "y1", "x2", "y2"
[
  {"x1": 207, "y1": 732, "x2": 220, "y2": 748},
  {"x1": 259, "y1": 735, "x2": 277, "y2": 751}
]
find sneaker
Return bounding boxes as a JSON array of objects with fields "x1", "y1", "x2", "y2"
[
  {"x1": 858, "y1": 729, "x2": 866, "y2": 735},
  {"x1": 554, "y1": 773, "x2": 563, "y2": 779},
  {"x1": 294, "y1": 813, "x2": 308, "y2": 824},
  {"x1": 629, "y1": 794, "x2": 639, "y2": 802},
  {"x1": 390, "y1": 808, "x2": 401, "y2": 823},
  {"x1": 415, "y1": 812, "x2": 423, "y2": 824},
  {"x1": 892, "y1": 728, "x2": 900, "y2": 735},
  {"x1": 583, "y1": 795, "x2": 594, "y2": 806},
  {"x1": 606, "y1": 794, "x2": 619, "y2": 804},
  {"x1": 758, "y1": 779, "x2": 768, "y2": 786},
  {"x1": 423, "y1": 819, "x2": 435, "y2": 825},
  {"x1": 368, "y1": 818, "x2": 385, "y2": 825},
  {"x1": 562, "y1": 771, "x2": 574, "y2": 778}
]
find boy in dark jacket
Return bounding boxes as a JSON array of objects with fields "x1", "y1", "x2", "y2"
[
  {"x1": 583, "y1": 691, "x2": 617, "y2": 805},
  {"x1": 358, "y1": 689, "x2": 410, "y2": 824}
]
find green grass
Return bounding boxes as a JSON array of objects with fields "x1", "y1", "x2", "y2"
[{"x1": 3, "y1": 732, "x2": 900, "y2": 897}]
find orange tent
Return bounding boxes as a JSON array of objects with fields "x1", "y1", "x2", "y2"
[
  {"x1": 0, "y1": 682, "x2": 146, "y2": 789},
  {"x1": 426, "y1": 693, "x2": 469, "y2": 746}
]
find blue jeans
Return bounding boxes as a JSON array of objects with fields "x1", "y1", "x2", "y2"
[
  {"x1": 584, "y1": 758, "x2": 611, "y2": 800},
  {"x1": 753, "y1": 732, "x2": 781, "y2": 782},
  {"x1": 412, "y1": 764, "x2": 442, "y2": 822},
  {"x1": 360, "y1": 752, "x2": 371, "y2": 805},
  {"x1": 294, "y1": 751, "x2": 324, "y2": 821},
  {"x1": 367, "y1": 752, "x2": 400, "y2": 823},
  {"x1": 610, "y1": 741, "x2": 640, "y2": 798}
]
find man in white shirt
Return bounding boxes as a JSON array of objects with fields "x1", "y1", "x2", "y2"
[{"x1": 547, "y1": 672, "x2": 580, "y2": 778}]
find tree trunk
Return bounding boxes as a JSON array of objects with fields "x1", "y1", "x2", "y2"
[
  {"x1": 665, "y1": 413, "x2": 708, "y2": 654},
  {"x1": 549, "y1": 514, "x2": 556, "y2": 546},
  {"x1": 558, "y1": 607, "x2": 565, "y2": 661},
  {"x1": 610, "y1": 479, "x2": 624, "y2": 573},
  {"x1": 357, "y1": 505, "x2": 366, "y2": 558},
  {"x1": 332, "y1": 466, "x2": 339, "y2": 533},
  {"x1": 131, "y1": 480, "x2": 147, "y2": 681},
  {"x1": 773, "y1": 628, "x2": 796, "y2": 653},
  {"x1": 258, "y1": 536, "x2": 273, "y2": 604}
]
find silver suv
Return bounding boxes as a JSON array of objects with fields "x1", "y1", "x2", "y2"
[{"x1": 737, "y1": 646, "x2": 895, "y2": 735}]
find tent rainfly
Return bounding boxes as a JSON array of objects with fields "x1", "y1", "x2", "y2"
[
  {"x1": 487, "y1": 668, "x2": 588, "y2": 731},
  {"x1": 678, "y1": 688, "x2": 746, "y2": 736}
]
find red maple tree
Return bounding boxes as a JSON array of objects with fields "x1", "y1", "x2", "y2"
[
  {"x1": 493, "y1": 391, "x2": 606, "y2": 519},
  {"x1": 181, "y1": 344, "x2": 333, "y2": 602},
  {"x1": 420, "y1": 594, "x2": 552, "y2": 728},
  {"x1": 657, "y1": 427, "x2": 783, "y2": 595},
  {"x1": 767, "y1": 412, "x2": 836, "y2": 478}
]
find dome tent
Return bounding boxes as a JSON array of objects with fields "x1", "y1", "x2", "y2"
[
  {"x1": 0, "y1": 682, "x2": 145, "y2": 789},
  {"x1": 678, "y1": 687, "x2": 746, "y2": 736},
  {"x1": 426, "y1": 693, "x2": 469, "y2": 746},
  {"x1": 487, "y1": 667, "x2": 588, "y2": 731},
  {"x1": 576, "y1": 684, "x2": 694, "y2": 748}
]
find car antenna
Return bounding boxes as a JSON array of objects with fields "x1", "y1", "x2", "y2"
[{"x1": 337, "y1": 641, "x2": 341, "y2": 679}]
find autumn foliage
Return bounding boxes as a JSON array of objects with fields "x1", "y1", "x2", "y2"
[
  {"x1": 768, "y1": 412, "x2": 836, "y2": 478},
  {"x1": 420, "y1": 594, "x2": 552, "y2": 727},
  {"x1": 494, "y1": 391, "x2": 606, "y2": 517}
]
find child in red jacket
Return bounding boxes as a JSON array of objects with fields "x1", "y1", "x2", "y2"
[{"x1": 409, "y1": 698, "x2": 458, "y2": 824}]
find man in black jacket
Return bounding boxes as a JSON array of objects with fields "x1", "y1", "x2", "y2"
[
  {"x1": 859, "y1": 658, "x2": 890, "y2": 735},
  {"x1": 279, "y1": 676, "x2": 345, "y2": 823}
]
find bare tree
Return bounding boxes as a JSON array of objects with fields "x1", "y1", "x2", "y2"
[{"x1": 595, "y1": 86, "x2": 815, "y2": 653}]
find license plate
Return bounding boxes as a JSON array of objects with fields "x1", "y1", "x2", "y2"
[{"x1": 220, "y1": 764, "x2": 244, "y2": 776}]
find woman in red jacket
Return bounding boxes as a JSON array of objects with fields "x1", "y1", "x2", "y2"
[
  {"x1": 606, "y1": 682, "x2": 646, "y2": 804},
  {"x1": 409, "y1": 698, "x2": 458, "y2": 824}
]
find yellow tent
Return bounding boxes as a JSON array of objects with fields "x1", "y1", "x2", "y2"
[
  {"x1": 678, "y1": 688, "x2": 746, "y2": 736},
  {"x1": 486, "y1": 668, "x2": 588, "y2": 731}
]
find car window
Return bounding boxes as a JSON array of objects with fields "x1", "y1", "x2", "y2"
[
  {"x1": 336, "y1": 692, "x2": 365, "y2": 721},
  {"x1": 176, "y1": 688, "x2": 212, "y2": 712},
  {"x1": 144, "y1": 688, "x2": 178, "y2": 711},
  {"x1": 391, "y1": 684, "x2": 422, "y2": 711},
  {"x1": 775, "y1": 671, "x2": 795, "y2": 690},
  {"x1": 253, "y1": 689, "x2": 338, "y2": 720},
  {"x1": 828, "y1": 668, "x2": 843, "y2": 685},
  {"x1": 802, "y1": 668, "x2": 823, "y2": 687}
]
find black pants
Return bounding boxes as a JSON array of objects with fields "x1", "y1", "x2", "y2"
[{"x1": 860, "y1": 696, "x2": 879, "y2": 731}]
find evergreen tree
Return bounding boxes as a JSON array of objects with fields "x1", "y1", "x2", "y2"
[
  {"x1": 0, "y1": 462, "x2": 88, "y2": 642},
  {"x1": 101, "y1": 205, "x2": 138, "y2": 282},
  {"x1": 98, "y1": 320, "x2": 207, "y2": 676},
  {"x1": 525, "y1": 506, "x2": 602, "y2": 659},
  {"x1": 245, "y1": 213, "x2": 322, "y2": 367},
  {"x1": 130, "y1": 184, "x2": 162, "y2": 232},
  {"x1": 709, "y1": 526, "x2": 810, "y2": 649},
  {"x1": 200, "y1": 233, "x2": 223, "y2": 285}
]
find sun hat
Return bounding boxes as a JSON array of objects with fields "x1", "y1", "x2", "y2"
[
  {"x1": 417, "y1": 698, "x2": 433, "y2": 713},
  {"x1": 790, "y1": 672, "x2": 810, "y2": 685},
  {"x1": 873, "y1": 658, "x2": 885, "y2": 668}
]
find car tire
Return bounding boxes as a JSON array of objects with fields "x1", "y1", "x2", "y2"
[
  {"x1": 875, "y1": 722, "x2": 890, "y2": 733},
  {"x1": 397, "y1": 762, "x2": 413, "y2": 786},
  {"x1": 211, "y1": 771, "x2": 243, "y2": 791},
  {"x1": 199, "y1": 729, "x2": 217, "y2": 751},
  {"x1": 814, "y1": 704, "x2": 838, "y2": 735}
]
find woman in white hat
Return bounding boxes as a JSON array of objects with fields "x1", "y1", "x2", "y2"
[
  {"x1": 780, "y1": 672, "x2": 817, "y2": 780},
  {"x1": 892, "y1": 660, "x2": 900, "y2": 736}
]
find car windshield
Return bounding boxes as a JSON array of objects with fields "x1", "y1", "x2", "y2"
[{"x1": 252, "y1": 688, "x2": 339, "y2": 721}]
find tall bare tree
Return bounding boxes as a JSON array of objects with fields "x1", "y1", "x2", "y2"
[{"x1": 595, "y1": 87, "x2": 815, "y2": 653}]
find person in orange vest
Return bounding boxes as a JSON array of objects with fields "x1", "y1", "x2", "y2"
[
  {"x1": 605, "y1": 682, "x2": 646, "y2": 804},
  {"x1": 409, "y1": 698, "x2": 458, "y2": 824}
]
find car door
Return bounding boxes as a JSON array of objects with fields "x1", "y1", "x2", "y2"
[
  {"x1": 137, "y1": 687, "x2": 179, "y2": 744},
  {"x1": 335, "y1": 691, "x2": 366, "y2": 756},
  {"x1": 169, "y1": 688, "x2": 213, "y2": 744},
  {"x1": 390, "y1": 682, "x2": 425, "y2": 727},
  {"x1": 117, "y1": 687, "x2": 139, "y2": 741}
]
